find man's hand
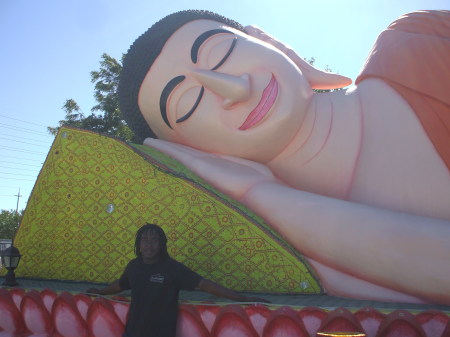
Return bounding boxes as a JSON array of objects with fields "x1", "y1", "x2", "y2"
[{"x1": 85, "y1": 281, "x2": 122, "y2": 296}]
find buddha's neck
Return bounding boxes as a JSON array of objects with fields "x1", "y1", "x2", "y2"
[{"x1": 267, "y1": 87, "x2": 363, "y2": 199}]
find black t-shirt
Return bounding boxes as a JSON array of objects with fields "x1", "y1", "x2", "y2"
[{"x1": 118, "y1": 257, "x2": 202, "y2": 337}]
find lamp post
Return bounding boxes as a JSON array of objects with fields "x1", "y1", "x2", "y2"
[
  {"x1": 1, "y1": 188, "x2": 23, "y2": 286},
  {"x1": 1, "y1": 245, "x2": 22, "y2": 286}
]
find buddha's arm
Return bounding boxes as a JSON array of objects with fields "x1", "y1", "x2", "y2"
[
  {"x1": 243, "y1": 181, "x2": 450, "y2": 305},
  {"x1": 144, "y1": 138, "x2": 279, "y2": 201},
  {"x1": 144, "y1": 138, "x2": 450, "y2": 305}
]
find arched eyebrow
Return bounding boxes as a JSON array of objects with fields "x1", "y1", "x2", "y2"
[
  {"x1": 191, "y1": 28, "x2": 234, "y2": 64},
  {"x1": 159, "y1": 75, "x2": 185, "y2": 129},
  {"x1": 160, "y1": 29, "x2": 235, "y2": 128}
]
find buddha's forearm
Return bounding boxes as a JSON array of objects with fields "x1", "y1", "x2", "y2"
[{"x1": 242, "y1": 181, "x2": 450, "y2": 303}]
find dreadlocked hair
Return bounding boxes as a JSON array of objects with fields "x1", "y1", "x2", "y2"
[{"x1": 134, "y1": 223, "x2": 169, "y2": 259}]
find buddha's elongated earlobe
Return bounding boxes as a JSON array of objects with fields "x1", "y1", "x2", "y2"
[
  {"x1": 289, "y1": 52, "x2": 353, "y2": 90},
  {"x1": 245, "y1": 24, "x2": 352, "y2": 90}
]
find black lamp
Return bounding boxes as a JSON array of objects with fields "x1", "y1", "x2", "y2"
[{"x1": 1, "y1": 245, "x2": 22, "y2": 286}]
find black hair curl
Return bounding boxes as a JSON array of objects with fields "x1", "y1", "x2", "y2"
[{"x1": 134, "y1": 223, "x2": 169, "y2": 260}]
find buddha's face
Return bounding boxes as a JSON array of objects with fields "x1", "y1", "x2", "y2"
[{"x1": 138, "y1": 19, "x2": 313, "y2": 162}]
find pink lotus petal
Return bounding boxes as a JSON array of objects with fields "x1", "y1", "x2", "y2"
[
  {"x1": 318, "y1": 307, "x2": 364, "y2": 334},
  {"x1": 244, "y1": 304, "x2": 271, "y2": 336},
  {"x1": 52, "y1": 292, "x2": 88, "y2": 337},
  {"x1": 197, "y1": 303, "x2": 220, "y2": 332},
  {"x1": 87, "y1": 298, "x2": 124, "y2": 337},
  {"x1": 21, "y1": 290, "x2": 54, "y2": 334},
  {"x1": 376, "y1": 310, "x2": 426, "y2": 337},
  {"x1": 177, "y1": 304, "x2": 209, "y2": 337},
  {"x1": 0, "y1": 289, "x2": 25, "y2": 333},
  {"x1": 263, "y1": 306, "x2": 308, "y2": 337},
  {"x1": 40, "y1": 289, "x2": 57, "y2": 313},
  {"x1": 73, "y1": 294, "x2": 92, "y2": 321},
  {"x1": 354, "y1": 307, "x2": 386, "y2": 337},
  {"x1": 416, "y1": 310, "x2": 449, "y2": 337},
  {"x1": 211, "y1": 304, "x2": 258, "y2": 337},
  {"x1": 298, "y1": 306, "x2": 327, "y2": 337}
]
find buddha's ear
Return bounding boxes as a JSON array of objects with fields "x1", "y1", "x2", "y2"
[
  {"x1": 244, "y1": 24, "x2": 352, "y2": 90},
  {"x1": 293, "y1": 56, "x2": 353, "y2": 90}
]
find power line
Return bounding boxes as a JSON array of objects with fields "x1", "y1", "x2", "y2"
[
  {"x1": 1, "y1": 155, "x2": 46, "y2": 162},
  {"x1": 0, "y1": 136, "x2": 51, "y2": 148},
  {"x1": 0, "y1": 177, "x2": 36, "y2": 181},
  {"x1": 0, "y1": 161, "x2": 44, "y2": 168},
  {"x1": 1, "y1": 132, "x2": 53, "y2": 144},
  {"x1": 0, "y1": 187, "x2": 31, "y2": 191},
  {"x1": 0, "y1": 113, "x2": 50, "y2": 128},
  {"x1": 0, "y1": 161, "x2": 42, "y2": 167},
  {"x1": 0, "y1": 123, "x2": 51, "y2": 136},
  {"x1": 0, "y1": 189, "x2": 31, "y2": 193},
  {"x1": 0, "y1": 185, "x2": 30, "y2": 189},
  {"x1": 0, "y1": 146, "x2": 47, "y2": 155},
  {"x1": 0, "y1": 171, "x2": 38, "y2": 178},
  {"x1": 1, "y1": 166, "x2": 40, "y2": 172}
]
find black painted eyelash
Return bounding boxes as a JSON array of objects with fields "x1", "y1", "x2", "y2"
[
  {"x1": 211, "y1": 36, "x2": 237, "y2": 71},
  {"x1": 177, "y1": 34, "x2": 237, "y2": 124},
  {"x1": 176, "y1": 87, "x2": 204, "y2": 123},
  {"x1": 160, "y1": 75, "x2": 185, "y2": 129}
]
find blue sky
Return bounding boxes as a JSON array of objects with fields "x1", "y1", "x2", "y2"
[{"x1": 0, "y1": 0, "x2": 448, "y2": 212}]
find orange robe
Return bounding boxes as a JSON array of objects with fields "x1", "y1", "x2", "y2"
[{"x1": 356, "y1": 10, "x2": 450, "y2": 170}]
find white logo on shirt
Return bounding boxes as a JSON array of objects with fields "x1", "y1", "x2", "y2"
[{"x1": 150, "y1": 273, "x2": 165, "y2": 283}]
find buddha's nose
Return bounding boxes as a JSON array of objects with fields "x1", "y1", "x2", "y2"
[{"x1": 192, "y1": 70, "x2": 251, "y2": 109}]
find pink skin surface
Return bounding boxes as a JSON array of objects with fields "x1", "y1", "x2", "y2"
[
  {"x1": 142, "y1": 14, "x2": 450, "y2": 305},
  {"x1": 138, "y1": 19, "x2": 313, "y2": 163}
]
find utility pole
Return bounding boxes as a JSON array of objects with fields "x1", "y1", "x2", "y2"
[
  {"x1": 13, "y1": 188, "x2": 22, "y2": 245},
  {"x1": 14, "y1": 188, "x2": 22, "y2": 215}
]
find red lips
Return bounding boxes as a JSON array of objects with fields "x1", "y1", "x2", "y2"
[{"x1": 239, "y1": 75, "x2": 278, "y2": 130}]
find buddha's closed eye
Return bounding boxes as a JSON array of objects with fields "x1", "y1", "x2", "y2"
[{"x1": 176, "y1": 32, "x2": 237, "y2": 124}]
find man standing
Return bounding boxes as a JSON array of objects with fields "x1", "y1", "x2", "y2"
[{"x1": 87, "y1": 223, "x2": 267, "y2": 337}]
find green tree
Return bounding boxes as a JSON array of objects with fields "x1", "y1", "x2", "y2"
[
  {"x1": 48, "y1": 53, "x2": 137, "y2": 142},
  {"x1": 0, "y1": 209, "x2": 23, "y2": 240}
]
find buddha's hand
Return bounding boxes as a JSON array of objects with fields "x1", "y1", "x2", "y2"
[{"x1": 143, "y1": 138, "x2": 278, "y2": 202}]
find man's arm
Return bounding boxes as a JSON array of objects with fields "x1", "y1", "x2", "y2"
[
  {"x1": 197, "y1": 279, "x2": 269, "y2": 303},
  {"x1": 86, "y1": 280, "x2": 123, "y2": 296}
]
